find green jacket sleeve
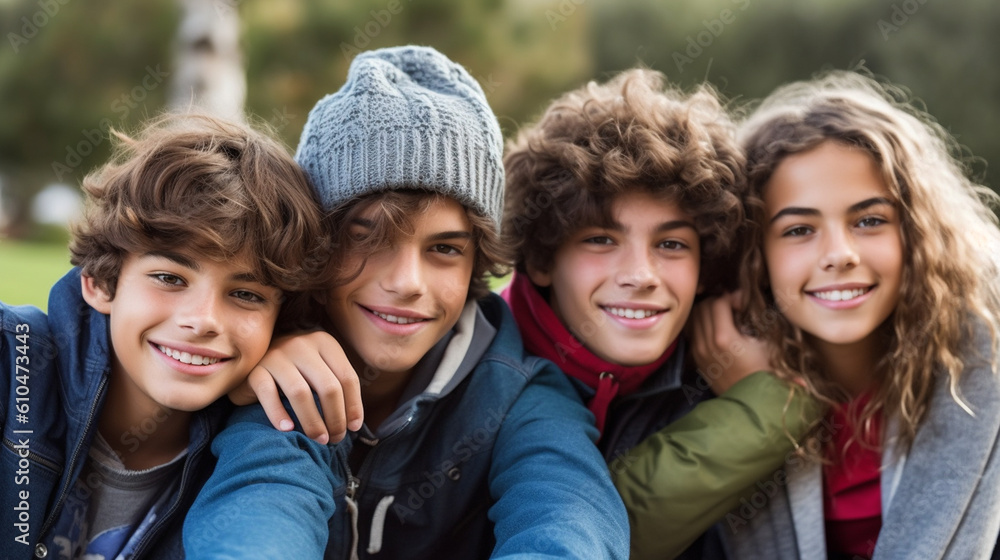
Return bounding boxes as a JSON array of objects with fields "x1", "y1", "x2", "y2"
[{"x1": 610, "y1": 370, "x2": 821, "y2": 560}]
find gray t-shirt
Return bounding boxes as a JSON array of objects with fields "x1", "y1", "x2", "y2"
[{"x1": 45, "y1": 432, "x2": 187, "y2": 559}]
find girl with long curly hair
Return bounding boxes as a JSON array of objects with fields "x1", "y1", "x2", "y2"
[{"x1": 693, "y1": 71, "x2": 1000, "y2": 559}]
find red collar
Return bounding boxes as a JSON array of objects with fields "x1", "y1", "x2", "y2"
[{"x1": 502, "y1": 273, "x2": 675, "y2": 435}]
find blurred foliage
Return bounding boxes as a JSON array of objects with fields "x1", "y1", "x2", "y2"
[{"x1": 1, "y1": 0, "x2": 998, "y2": 236}]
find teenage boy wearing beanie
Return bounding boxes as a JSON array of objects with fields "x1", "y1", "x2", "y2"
[{"x1": 182, "y1": 46, "x2": 628, "y2": 560}]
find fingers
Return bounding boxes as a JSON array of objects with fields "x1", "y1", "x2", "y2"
[
  {"x1": 239, "y1": 367, "x2": 296, "y2": 432},
  {"x1": 236, "y1": 331, "x2": 365, "y2": 444},
  {"x1": 709, "y1": 294, "x2": 740, "y2": 350},
  {"x1": 690, "y1": 297, "x2": 718, "y2": 372},
  {"x1": 316, "y1": 341, "x2": 364, "y2": 437},
  {"x1": 273, "y1": 349, "x2": 340, "y2": 445},
  {"x1": 727, "y1": 289, "x2": 749, "y2": 312}
]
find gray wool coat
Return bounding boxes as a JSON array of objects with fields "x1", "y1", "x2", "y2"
[{"x1": 719, "y1": 330, "x2": 1000, "y2": 560}]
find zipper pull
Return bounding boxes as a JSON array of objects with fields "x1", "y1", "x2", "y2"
[{"x1": 346, "y1": 475, "x2": 360, "y2": 500}]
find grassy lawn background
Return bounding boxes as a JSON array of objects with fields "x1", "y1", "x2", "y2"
[{"x1": 0, "y1": 239, "x2": 73, "y2": 311}]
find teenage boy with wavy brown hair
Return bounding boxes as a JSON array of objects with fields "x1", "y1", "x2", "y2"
[
  {"x1": 0, "y1": 113, "x2": 326, "y2": 559},
  {"x1": 501, "y1": 68, "x2": 820, "y2": 559}
]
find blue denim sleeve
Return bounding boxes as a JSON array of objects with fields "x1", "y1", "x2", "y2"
[
  {"x1": 183, "y1": 402, "x2": 341, "y2": 558},
  {"x1": 487, "y1": 360, "x2": 629, "y2": 560}
]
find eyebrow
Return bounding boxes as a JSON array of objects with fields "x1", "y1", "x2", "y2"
[
  {"x1": 146, "y1": 250, "x2": 199, "y2": 270},
  {"x1": 605, "y1": 219, "x2": 699, "y2": 233},
  {"x1": 427, "y1": 231, "x2": 473, "y2": 242},
  {"x1": 769, "y1": 196, "x2": 895, "y2": 224},
  {"x1": 144, "y1": 251, "x2": 262, "y2": 284},
  {"x1": 350, "y1": 218, "x2": 472, "y2": 242}
]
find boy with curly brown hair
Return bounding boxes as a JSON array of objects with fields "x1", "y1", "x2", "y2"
[
  {"x1": 501, "y1": 68, "x2": 820, "y2": 559},
  {"x1": 0, "y1": 113, "x2": 326, "y2": 559}
]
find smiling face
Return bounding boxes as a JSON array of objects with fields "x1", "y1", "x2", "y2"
[
  {"x1": 763, "y1": 141, "x2": 904, "y2": 353},
  {"x1": 528, "y1": 190, "x2": 701, "y2": 366},
  {"x1": 323, "y1": 196, "x2": 475, "y2": 382},
  {"x1": 82, "y1": 251, "x2": 282, "y2": 416}
]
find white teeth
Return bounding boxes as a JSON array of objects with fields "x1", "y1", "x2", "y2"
[
  {"x1": 605, "y1": 307, "x2": 660, "y2": 319},
  {"x1": 813, "y1": 288, "x2": 868, "y2": 302},
  {"x1": 157, "y1": 345, "x2": 221, "y2": 365},
  {"x1": 372, "y1": 310, "x2": 423, "y2": 324}
]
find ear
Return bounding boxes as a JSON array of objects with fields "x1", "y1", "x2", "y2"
[
  {"x1": 525, "y1": 262, "x2": 552, "y2": 288},
  {"x1": 81, "y1": 275, "x2": 113, "y2": 314}
]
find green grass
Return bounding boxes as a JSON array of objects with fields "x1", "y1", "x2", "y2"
[{"x1": 0, "y1": 239, "x2": 73, "y2": 311}]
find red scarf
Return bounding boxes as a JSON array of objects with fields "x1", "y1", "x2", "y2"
[{"x1": 501, "y1": 272, "x2": 675, "y2": 435}]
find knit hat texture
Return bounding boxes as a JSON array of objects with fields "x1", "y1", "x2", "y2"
[{"x1": 295, "y1": 45, "x2": 504, "y2": 230}]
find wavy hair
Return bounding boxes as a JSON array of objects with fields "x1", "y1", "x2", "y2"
[
  {"x1": 503, "y1": 68, "x2": 746, "y2": 295},
  {"x1": 70, "y1": 112, "x2": 328, "y2": 332},
  {"x1": 738, "y1": 71, "x2": 1000, "y2": 451}
]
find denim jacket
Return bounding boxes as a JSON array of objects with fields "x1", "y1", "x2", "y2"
[
  {"x1": 183, "y1": 294, "x2": 629, "y2": 559},
  {"x1": 1, "y1": 269, "x2": 226, "y2": 560}
]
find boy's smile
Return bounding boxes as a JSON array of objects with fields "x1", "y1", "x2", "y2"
[
  {"x1": 82, "y1": 251, "x2": 281, "y2": 417},
  {"x1": 763, "y1": 141, "x2": 903, "y2": 352},
  {"x1": 528, "y1": 191, "x2": 700, "y2": 366},
  {"x1": 323, "y1": 196, "x2": 475, "y2": 382}
]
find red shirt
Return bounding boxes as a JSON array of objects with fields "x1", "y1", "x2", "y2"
[{"x1": 823, "y1": 397, "x2": 883, "y2": 559}]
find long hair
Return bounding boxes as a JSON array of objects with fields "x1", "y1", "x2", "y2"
[{"x1": 738, "y1": 71, "x2": 1000, "y2": 451}]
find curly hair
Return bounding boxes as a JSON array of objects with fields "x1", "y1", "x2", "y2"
[
  {"x1": 502, "y1": 68, "x2": 747, "y2": 295},
  {"x1": 69, "y1": 112, "x2": 328, "y2": 332},
  {"x1": 738, "y1": 71, "x2": 1000, "y2": 452},
  {"x1": 320, "y1": 189, "x2": 510, "y2": 303}
]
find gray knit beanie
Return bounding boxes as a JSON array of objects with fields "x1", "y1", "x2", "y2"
[{"x1": 295, "y1": 45, "x2": 504, "y2": 231}]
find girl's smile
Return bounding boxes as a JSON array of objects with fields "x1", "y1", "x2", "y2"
[{"x1": 763, "y1": 141, "x2": 904, "y2": 353}]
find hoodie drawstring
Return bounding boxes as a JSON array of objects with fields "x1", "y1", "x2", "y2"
[{"x1": 367, "y1": 495, "x2": 396, "y2": 553}]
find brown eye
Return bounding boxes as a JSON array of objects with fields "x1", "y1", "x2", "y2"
[{"x1": 152, "y1": 273, "x2": 185, "y2": 286}]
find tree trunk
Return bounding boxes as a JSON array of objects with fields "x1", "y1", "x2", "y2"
[{"x1": 169, "y1": 0, "x2": 245, "y2": 121}]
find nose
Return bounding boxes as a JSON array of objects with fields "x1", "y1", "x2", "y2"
[
  {"x1": 380, "y1": 247, "x2": 426, "y2": 297},
  {"x1": 615, "y1": 244, "x2": 660, "y2": 290},
  {"x1": 820, "y1": 228, "x2": 860, "y2": 271},
  {"x1": 177, "y1": 287, "x2": 223, "y2": 337}
]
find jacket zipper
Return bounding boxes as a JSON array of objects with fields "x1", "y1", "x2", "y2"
[
  {"x1": 2, "y1": 436, "x2": 61, "y2": 472},
  {"x1": 345, "y1": 409, "x2": 420, "y2": 551},
  {"x1": 36, "y1": 375, "x2": 108, "y2": 543}
]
